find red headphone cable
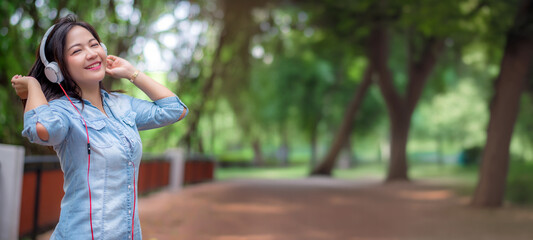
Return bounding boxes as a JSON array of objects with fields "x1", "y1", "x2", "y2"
[
  {"x1": 58, "y1": 84, "x2": 136, "y2": 240},
  {"x1": 132, "y1": 162, "x2": 136, "y2": 240},
  {"x1": 57, "y1": 84, "x2": 94, "y2": 240}
]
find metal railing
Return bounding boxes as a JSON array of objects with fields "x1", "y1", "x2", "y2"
[{"x1": 18, "y1": 153, "x2": 215, "y2": 239}]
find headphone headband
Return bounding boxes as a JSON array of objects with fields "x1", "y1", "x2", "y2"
[{"x1": 39, "y1": 24, "x2": 55, "y2": 66}]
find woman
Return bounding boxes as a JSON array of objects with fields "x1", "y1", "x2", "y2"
[{"x1": 11, "y1": 14, "x2": 187, "y2": 240}]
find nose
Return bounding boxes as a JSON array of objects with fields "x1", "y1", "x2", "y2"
[{"x1": 86, "y1": 47, "x2": 98, "y2": 59}]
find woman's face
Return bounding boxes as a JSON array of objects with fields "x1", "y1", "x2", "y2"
[{"x1": 64, "y1": 26, "x2": 106, "y2": 87}]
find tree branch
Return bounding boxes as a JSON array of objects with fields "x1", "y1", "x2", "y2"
[
  {"x1": 370, "y1": 23, "x2": 403, "y2": 115},
  {"x1": 406, "y1": 37, "x2": 445, "y2": 114}
]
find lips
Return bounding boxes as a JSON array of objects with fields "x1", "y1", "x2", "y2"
[{"x1": 85, "y1": 62, "x2": 102, "y2": 70}]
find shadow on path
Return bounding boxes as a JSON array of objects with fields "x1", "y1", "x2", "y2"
[
  {"x1": 140, "y1": 177, "x2": 533, "y2": 240},
  {"x1": 40, "y1": 177, "x2": 533, "y2": 240}
]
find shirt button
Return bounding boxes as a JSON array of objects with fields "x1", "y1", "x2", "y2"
[
  {"x1": 128, "y1": 235, "x2": 131, "y2": 239},
  {"x1": 128, "y1": 162, "x2": 132, "y2": 166},
  {"x1": 129, "y1": 210, "x2": 132, "y2": 214},
  {"x1": 128, "y1": 185, "x2": 131, "y2": 189}
]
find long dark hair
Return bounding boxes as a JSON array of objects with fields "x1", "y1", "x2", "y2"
[{"x1": 29, "y1": 14, "x2": 108, "y2": 103}]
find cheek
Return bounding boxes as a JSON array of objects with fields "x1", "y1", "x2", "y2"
[
  {"x1": 65, "y1": 55, "x2": 79, "y2": 68},
  {"x1": 99, "y1": 52, "x2": 107, "y2": 68},
  {"x1": 64, "y1": 57, "x2": 74, "y2": 73},
  {"x1": 64, "y1": 56, "x2": 83, "y2": 79}
]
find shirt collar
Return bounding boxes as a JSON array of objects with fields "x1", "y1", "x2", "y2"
[
  {"x1": 101, "y1": 89, "x2": 114, "y2": 107},
  {"x1": 60, "y1": 89, "x2": 110, "y2": 105},
  {"x1": 101, "y1": 89, "x2": 110, "y2": 99}
]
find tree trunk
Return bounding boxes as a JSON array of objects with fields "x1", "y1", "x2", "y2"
[
  {"x1": 472, "y1": 0, "x2": 533, "y2": 207},
  {"x1": 311, "y1": 65, "x2": 373, "y2": 176},
  {"x1": 370, "y1": 23, "x2": 444, "y2": 182},
  {"x1": 279, "y1": 128, "x2": 289, "y2": 167},
  {"x1": 310, "y1": 125, "x2": 318, "y2": 168},
  {"x1": 210, "y1": 111, "x2": 216, "y2": 154},
  {"x1": 197, "y1": 137, "x2": 205, "y2": 154},
  {"x1": 386, "y1": 113, "x2": 410, "y2": 180},
  {"x1": 252, "y1": 139, "x2": 263, "y2": 166},
  {"x1": 344, "y1": 136, "x2": 356, "y2": 168},
  {"x1": 436, "y1": 134, "x2": 444, "y2": 165}
]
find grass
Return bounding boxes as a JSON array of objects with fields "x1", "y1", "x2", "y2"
[
  {"x1": 334, "y1": 162, "x2": 387, "y2": 179},
  {"x1": 215, "y1": 162, "x2": 481, "y2": 200},
  {"x1": 216, "y1": 165, "x2": 311, "y2": 180},
  {"x1": 216, "y1": 161, "x2": 479, "y2": 182}
]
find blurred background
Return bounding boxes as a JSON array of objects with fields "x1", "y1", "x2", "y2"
[{"x1": 2, "y1": 0, "x2": 533, "y2": 218}]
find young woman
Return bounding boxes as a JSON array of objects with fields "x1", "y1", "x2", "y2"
[{"x1": 11, "y1": 15, "x2": 187, "y2": 239}]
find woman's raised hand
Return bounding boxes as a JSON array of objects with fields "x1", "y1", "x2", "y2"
[
  {"x1": 11, "y1": 75, "x2": 38, "y2": 100},
  {"x1": 105, "y1": 55, "x2": 137, "y2": 80}
]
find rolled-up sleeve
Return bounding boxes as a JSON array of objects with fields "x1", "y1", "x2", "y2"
[
  {"x1": 131, "y1": 95, "x2": 188, "y2": 131},
  {"x1": 22, "y1": 104, "x2": 70, "y2": 146}
]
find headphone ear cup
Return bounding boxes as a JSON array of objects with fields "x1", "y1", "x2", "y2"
[
  {"x1": 44, "y1": 62, "x2": 63, "y2": 83},
  {"x1": 101, "y1": 43, "x2": 107, "y2": 55}
]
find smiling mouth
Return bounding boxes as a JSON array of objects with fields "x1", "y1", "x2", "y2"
[{"x1": 86, "y1": 62, "x2": 101, "y2": 70}]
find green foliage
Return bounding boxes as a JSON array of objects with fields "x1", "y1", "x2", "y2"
[
  {"x1": 0, "y1": 0, "x2": 179, "y2": 147},
  {"x1": 510, "y1": 93, "x2": 533, "y2": 162},
  {"x1": 216, "y1": 165, "x2": 311, "y2": 180},
  {"x1": 506, "y1": 161, "x2": 533, "y2": 204},
  {"x1": 458, "y1": 146, "x2": 483, "y2": 166},
  {"x1": 2, "y1": 0, "x2": 533, "y2": 198},
  {"x1": 217, "y1": 162, "x2": 480, "y2": 185},
  {"x1": 412, "y1": 79, "x2": 489, "y2": 154},
  {"x1": 218, "y1": 150, "x2": 253, "y2": 165}
]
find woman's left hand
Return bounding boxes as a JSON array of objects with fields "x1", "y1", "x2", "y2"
[{"x1": 105, "y1": 55, "x2": 137, "y2": 80}]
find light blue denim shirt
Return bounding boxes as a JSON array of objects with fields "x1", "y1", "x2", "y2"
[{"x1": 22, "y1": 90, "x2": 187, "y2": 240}]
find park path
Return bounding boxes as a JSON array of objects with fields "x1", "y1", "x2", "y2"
[{"x1": 40, "y1": 177, "x2": 533, "y2": 240}]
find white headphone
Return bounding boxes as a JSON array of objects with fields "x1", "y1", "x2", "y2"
[{"x1": 39, "y1": 25, "x2": 107, "y2": 83}]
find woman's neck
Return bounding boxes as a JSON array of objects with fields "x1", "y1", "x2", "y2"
[{"x1": 80, "y1": 85, "x2": 107, "y2": 116}]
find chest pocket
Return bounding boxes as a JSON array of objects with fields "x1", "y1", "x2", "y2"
[
  {"x1": 84, "y1": 119, "x2": 114, "y2": 148},
  {"x1": 121, "y1": 111, "x2": 137, "y2": 129},
  {"x1": 120, "y1": 111, "x2": 141, "y2": 149}
]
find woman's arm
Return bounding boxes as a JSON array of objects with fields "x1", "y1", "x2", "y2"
[
  {"x1": 12, "y1": 75, "x2": 50, "y2": 141},
  {"x1": 12, "y1": 75, "x2": 48, "y2": 112},
  {"x1": 105, "y1": 55, "x2": 187, "y2": 121},
  {"x1": 105, "y1": 55, "x2": 175, "y2": 101}
]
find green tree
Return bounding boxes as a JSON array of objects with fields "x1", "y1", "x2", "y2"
[
  {"x1": 472, "y1": 0, "x2": 533, "y2": 207},
  {"x1": 0, "y1": 0, "x2": 178, "y2": 154}
]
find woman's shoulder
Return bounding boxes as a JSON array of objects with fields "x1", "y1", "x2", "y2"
[
  {"x1": 106, "y1": 91, "x2": 134, "y2": 104},
  {"x1": 49, "y1": 97, "x2": 77, "y2": 111},
  {"x1": 108, "y1": 91, "x2": 128, "y2": 99},
  {"x1": 105, "y1": 91, "x2": 136, "y2": 115},
  {"x1": 48, "y1": 97, "x2": 88, "y2": 117}
]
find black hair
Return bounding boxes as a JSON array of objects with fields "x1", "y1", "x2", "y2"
[{"x1": 28, "y1": 14, "x2": 108, "y2": 104}]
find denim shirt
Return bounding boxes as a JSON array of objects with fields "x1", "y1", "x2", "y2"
[{"x1": 22, "y1": 90, "x2": 187, "y2": 240}]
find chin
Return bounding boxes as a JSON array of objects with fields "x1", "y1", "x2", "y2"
[
  {"x1": 81, "y1": 75, "x2": 105, "y2": 84},
  {"x1": 94, "y1": 72, "x2": 106, "y2": 81}
]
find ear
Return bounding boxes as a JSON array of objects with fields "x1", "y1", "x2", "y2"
[{"x1": 101, "y1": 43, "x2": 107, "y2": 55}]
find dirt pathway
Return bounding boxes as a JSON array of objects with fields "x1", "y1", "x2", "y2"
[{"x1": 40, "y1": 177, "x2": 533, "y2": 240}]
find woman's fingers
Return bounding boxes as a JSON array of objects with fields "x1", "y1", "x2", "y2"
[
  {"x1": 106, "y1": 58, "x2": 114, "y2": 68},
  {"x1": 11, "y1": 75, "x2": 29, "y2": 99},
  {"x1": 11, "y1": 75, "x2": 20, "y2": 87},
  {"x1": 107, "y1": 55, "x2": 119, "y2": 62}
]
